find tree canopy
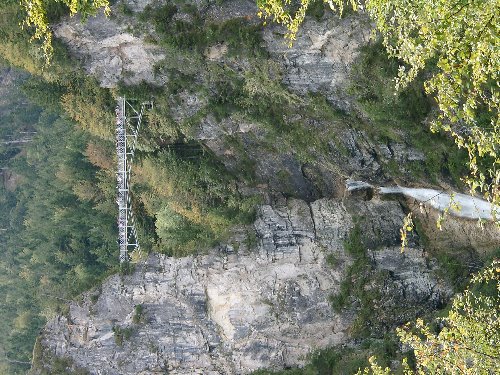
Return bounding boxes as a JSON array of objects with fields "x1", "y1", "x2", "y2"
[
  {"x1": 357, "y1": 259, "x2": 500, "y2": 374},
  {"x1": 257, "y1": 0, "x2": 500, "y2": 217}
]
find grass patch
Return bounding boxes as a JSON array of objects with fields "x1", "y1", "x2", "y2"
[
  {"x1": 329, "y1": 224, "x2": 396, "y2": 338},
  {"x1": 325, "y1": 253, "x2": 339, "y2": 267},
  {"x1": 113, "y1": 326, "x2": 134, "y2": 346},
  {"x1": 143, "y1": 4, "x2": 266, "y2": 57},
  {"x1": 244, "y1": 229, "x2": 259, "y2": 250},
  {"x1": 330, "y1": 223, "x2": 371, "y2": 315},
  {"x1": 116, "y1": 0, "x2": 134, "y2": 16},
  {"x1": 132, "y1": 304, "x2": 145, "y2": 324},
  {"x1": 119, "y1": 261, "x2": 135, "y2": 276}
]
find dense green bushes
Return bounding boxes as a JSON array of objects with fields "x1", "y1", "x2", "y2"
[{"x1": 135, "y1": 149, "x2": 258, "y2": 256}]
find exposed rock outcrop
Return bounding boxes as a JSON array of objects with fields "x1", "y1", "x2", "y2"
[
  {"x1": 54, "y1": 7, "x2": 166, "y2": 88},
  {"x1": 262, "y1": 15, "x2": 371, "y2": 110},
  {"x1": 32, "y1": 197, "x2": 451, "y2": 374},
  {"x1": 37, "y1": 3, "x2": 495, "y2": 375},
  {"x1": 54, "y1": 0, "x2": 370, "y2": 102}
]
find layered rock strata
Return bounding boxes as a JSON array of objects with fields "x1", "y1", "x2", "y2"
[{"x1": 33, "y1": 197, "x2": 450, "y2": 374}]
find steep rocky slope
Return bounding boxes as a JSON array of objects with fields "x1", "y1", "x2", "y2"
[
  {"x1": 51, "y1": 0, "x2": 442, "y2": 198},
  {"x1": 32, "y1": 195, "x2": 453, "y2": 374}
]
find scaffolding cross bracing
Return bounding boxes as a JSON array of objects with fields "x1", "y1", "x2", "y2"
[{"x1": 116, "y1": 97, "x2": 152, "y2": 263}]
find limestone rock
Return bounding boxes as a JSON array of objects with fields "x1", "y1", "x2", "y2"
[
  {"x1": 263, "y1": 14, "x2": 371, "y2": 110},
  {"x1": 33, "y1": 197, "x2": 450, "y2": 374},
  {"x1": 54, "y1": 10, "x2": 166, "y2": 88}
]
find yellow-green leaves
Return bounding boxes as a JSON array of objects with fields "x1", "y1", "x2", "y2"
[
  {"x1": 397, "y1": 260, "x2": 500, "y2": 374},
  {"x1": 20, "y1": 0, "x2": 110, "y2": 63},
  {"x1": 359, "y1": 260, "x2": 500, "y2": 374},
  {"x1": 257, "y1": 0, "x2": 500, "y2": 221},
  {"x1": 257, "y1": 0, "x2": 357, "y2": 44},
  {"x1": 355, "y1": 356, "x2": 392, "y2": 375},
  {"x1": 21, "y1": 0, "x2": 52, "y2": 60},
  {"x1": 399, "y1": 212, "x2": 414, "y2": 251}
]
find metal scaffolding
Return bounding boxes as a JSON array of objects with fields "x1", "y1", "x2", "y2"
[{"x1": 116, "y1": 97, "x2": 152, "y2": 263}]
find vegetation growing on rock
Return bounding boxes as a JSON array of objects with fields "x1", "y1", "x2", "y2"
[
  {"x1": 0, "y1": 0, "x2": 498, "y2": 373},
  {"x1": 258, "y1": 0, "x2": 500, "y2": 219}
]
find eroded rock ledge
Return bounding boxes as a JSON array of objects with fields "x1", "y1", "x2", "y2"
[{"x1": 32, "y1": 197, "x2": 450, "y2": 374}]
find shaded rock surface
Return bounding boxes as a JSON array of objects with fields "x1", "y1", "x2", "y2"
[
  {"x1": 407, "y1": 199, "x2": 500, "y2": 255},
  {"x1": 262, "y1": 15, "x2": 371, "y2": 110},
  {"x1": 377, "y1": 185, "x2": 500, "y2": 254},
  {"x1": 33, "y1": 197, "x2": 450, "y2": 374}
]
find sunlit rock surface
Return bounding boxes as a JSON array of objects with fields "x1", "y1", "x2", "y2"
[
  {"x1": 33, "y1": 197, "x2": 450, "y2": 374},
  {"x1": 262, "y1": 15, "x2": 371, "y2": 109},
  {"x1": 54, "y1": 8, "x2": 166, "y2": 88}
]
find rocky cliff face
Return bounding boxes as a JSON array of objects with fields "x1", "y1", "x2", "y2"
[
  {"x1": 54, "y1": 8, "x2": 166, "y2": 88},
  {"x1": 32, "y1": 195, "x2": 451, "y2": 374},
  {"x1": 262, "y1": 15, "x2": 371, "y2": 110},
  {"x1": 32, "y1": 1, "x2": 498, "y2": 374},
  {"x1": 54, "y1": 0, "x2": 370, "y2": 99},
  {"x1": 53, "y1": 0, "x2": 431, "y2": 200}
]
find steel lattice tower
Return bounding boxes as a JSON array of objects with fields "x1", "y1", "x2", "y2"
[{"x1": 116, "y1": 97, "x2": 152, "y2": 263}]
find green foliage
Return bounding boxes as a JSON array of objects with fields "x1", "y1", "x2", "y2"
[
  {"x1": 325, "y1": 253, "x2": 339, "y2": 267},
  {"x1": 257, "y1": 0, "x2": 500, "y2": 217},
  {"x1": 330, "y1": 224, "x2": 371, "y2": 325},
  {"x1": 136, "y1": 149, "x2": 258, "y2": 256},
  {"x1": 364, "y1": 0, "x2": 500, "y2": 211},
  {"x1": 20, "y1": 0, "x2": 110, "y2": 61},
  {"x1": 306, "y1": 0, "x2": 326, "y2": 20},
  {"x1": 433, "y1": 252, "x2": 475, "y2": 291},
  {"x1": 119, "y1": 261, "x2": 135, "y2": 276},
  {"x1": 60, "y1": 75, "x2": 115, "y2": 139},
  {"x1": 132, "y1": 304, "x2": 145, "y2": 324},
  {"x1": 349, "y1": 41, "x2": 430, "y2": 132},
  {"x1": 136, "y1": 4, "x2": 346, "y2": 179},
  {"x1": 255, "y1": 261, "x2": 500, "y2": 375},
  {"x1": 143, "y1": 3, "x2": 265, "y2": 57},
  {"x1": 343, "y1": 223, "x2": 365, "y2": 257},
  {"x1": 112, "y1": 325, "x2": 134, "y2": 346},
  {"x1": 116, "y1": 0, "x2": 133, "y2": 16},
  {"x1": 0, "y1": 67, "x2": 118, "y2": 373},
  {"x1": 358, "y1": 260, "x2": 500, "y2": 375},
  {"x1": 0, "y1": 2, "x2": 116, "y2": 139},
  {"x1": 399, "y1": 260, "x2": 500, "y2": 374},
  {"x1": 0, "y1": 23, "x2": 271, "y2": 371},
  {"x1": 349, "y1": 41, "x2": 468, "y2": 184},
  {"x1": 252, "y1": 336, "x2": 402, "y2": 375},
  {"x1": 257, "y1": 0, "x2": 358, "y2": 45}
]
